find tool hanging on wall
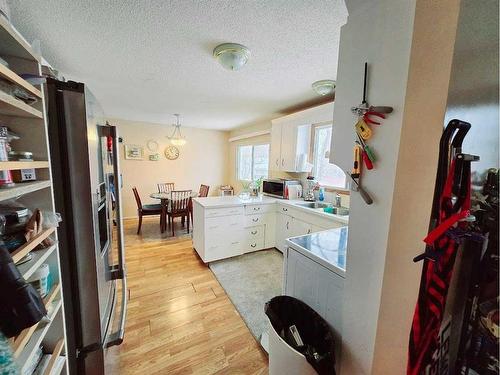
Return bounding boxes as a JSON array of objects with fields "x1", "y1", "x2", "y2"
[{"x1": 349, "y1": 62, "x2": 394, "y2": 205}]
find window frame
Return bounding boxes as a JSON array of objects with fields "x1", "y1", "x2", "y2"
[
  {"x1": 310, "y1": 122, "x2": 349, "y2": 191},
  {"x1": 236, "y1": 143, "x2": 270, "y2": 182}
]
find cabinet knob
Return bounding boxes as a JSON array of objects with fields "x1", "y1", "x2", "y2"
[
  {"x1": 252, "y1": 218, "x2": 258, "y2": 222},
  {"x1": 251, "y1": 230, "x2": 258, "y2": 235},
  {"x1": 251, "y1": 243, "x2": 257, "y2": 248},
  {"x1": 282, "y1": 208, "x2": 288, "y2": 212},
  {"x1": 254, "y1": 207, "x2": 260, "y2": 210}
]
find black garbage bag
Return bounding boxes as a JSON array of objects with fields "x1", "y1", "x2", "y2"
[{"x1": 265, "y1": 295, "x2": 336, "y2": 375}]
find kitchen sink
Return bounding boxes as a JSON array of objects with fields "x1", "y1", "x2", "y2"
[
  {"x1": 295, "y1": 202, "x2": 331, "y2": 209},
  {"x1": 294, "y1": 201, "x2": 349, "y2": 216},
  {"x1": 330, "y1": 207, "x2": 350, "y2": 216}
]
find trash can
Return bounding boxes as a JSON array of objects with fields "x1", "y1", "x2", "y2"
[{"x1": 265, "y1": 296, "x2": 336, "y2": 375}]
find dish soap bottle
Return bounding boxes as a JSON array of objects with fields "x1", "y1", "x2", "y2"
[{"x1": 318, "y1": 187, "x2": 325, "y2": 201}]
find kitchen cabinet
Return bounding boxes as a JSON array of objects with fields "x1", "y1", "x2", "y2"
[
  {"x1": 275, "y1": 203, "x2": 344, "y2": 252},
  {"x1": 270, "y1": 120, "x2": 310, "y2": 172},
  {"x1": 290, "y1": 217, "x2": 312, "y2": 237},
  {"x1": 193, "y1": 200, "x2": 277, "y2": 262},
  {"x1": 270, "y1": 102, "x2": 334, "y2": 172},
  {"x1": 276, "y1": 212, "x2": 293, "y2": 252}
]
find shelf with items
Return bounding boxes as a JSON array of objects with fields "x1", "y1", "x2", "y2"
[
  {"x1": 12, "y1": 283, "x2": 61, "y2": 357},
  {"x1": 15, "y1": 299, "x2": 62, "y2": 374},
  {"x1": 0, "y1": 63, "x2": 42, "y2": 99},
  {"x1": 17, "y1": 242, "x2": 57, "y2": 280},
  {"x1": 11, "y1": 226, "x2": 56, "y2": 264},
  {"x1": 41, "y1": 338, "x2": 65, "y2": 375},
  {"x1": 0, "y1": 90, "x2": 43, "y2": 118},
  {"x1": 0, "y1": 160, "x2": 49, "y2": 171},
  {"x1": 0, "y1": 180, "x2": 51, "y2": 202}
]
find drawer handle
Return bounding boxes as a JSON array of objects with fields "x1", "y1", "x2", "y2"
[
  {"x1": 251, "y1": 243, "x2": 257, "y2": 248},
  {"x1": 229, "y1": 210, "x2": 239, "y2": 213},
  {"x1": 251, "y1": 230, "x2": 258, "y2": 235},
  {"x1": 286, "y1": 221, "x2": 289, "y2": 230},
  {"x1": 253, "y1": 207, "x2": 260, "y2": 211},
  {"x1": 230, "y1": 223, "x2": 239, "y2": 226},
  {"x1": 209, "y1": 246, "x2": 218, "y2": 249},
  {"x1": 307, "y1": 229, "x2": 311, "y2": 234},
  {"x1": 282, "y1": 208, "x2": 288, "y2": 212},
  {"x1": 209, "y1": 226, "x2": 218, "y2": 230},
  {"x1": 231, "y1": 241, "x2": 239, "y2": 245},
  {"x1": 252, "y1": 218, "x2": 259, "y2": 222}
]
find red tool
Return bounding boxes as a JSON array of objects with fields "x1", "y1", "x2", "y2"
[{"x1": 363, "y1": 110, "x2": 386, "y2": 125}]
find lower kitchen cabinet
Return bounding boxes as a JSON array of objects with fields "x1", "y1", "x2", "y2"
[{"x1": 276, "y1": 213, "x2": 293, "y2": 252}]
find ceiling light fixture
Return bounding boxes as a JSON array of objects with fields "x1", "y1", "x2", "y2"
[
  {"x1": 167, "y1": 114, "x2": 186, "y2": 146},
  {"x1": 213, "y1": 43, "x2": 251, "y2": 71},
  {"x1": 312, "y1": 80, "x2": 336, "y2": 96}
]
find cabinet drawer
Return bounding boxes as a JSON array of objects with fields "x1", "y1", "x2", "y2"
[
  {"x1": 244, "y1": 204, "x2": 274, "y2": 215},
  {"x1": 205, "y1": 215, "x2": 244, "y2": 231},
  {"x1": 205, "y1": 206, "x2": 244, "y2": 218},
  {"x1": 244, "y1": 225, "x2": 265, "y2": 240},
  {"x1": 205, "y1": 242, "x2": 242, "y2": 262},
  {"x1": 244, "y1": 237, "x2": 265, "y2": 253},
  {"x1": 245, "y1": 213, "x2": 273, "y2": 227}
]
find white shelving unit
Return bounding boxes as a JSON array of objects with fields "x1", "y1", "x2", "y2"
[{"x1": 0, "y1": 17, "x2": 67, "y2": 375}]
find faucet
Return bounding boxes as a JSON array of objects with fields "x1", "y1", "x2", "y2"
[{"x1": 334, "y1": 193, "x2": 342, "y2": 207}]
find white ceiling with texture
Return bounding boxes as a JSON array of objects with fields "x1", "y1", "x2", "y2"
[{"x1": 8, "y1": 0, "x2": 347, "y2": 130}]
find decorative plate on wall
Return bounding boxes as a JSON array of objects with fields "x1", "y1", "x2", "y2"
[
  {"x1": 146, "y1": 140, "x2": 159, "y2": 152},
  {"x1": 165, "y1": 145, "x2": 180, "y2": 160}
]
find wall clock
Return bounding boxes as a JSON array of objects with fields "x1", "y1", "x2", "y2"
[{"x1": 165, "y1": 145, "x2": 180, "y2": 160}]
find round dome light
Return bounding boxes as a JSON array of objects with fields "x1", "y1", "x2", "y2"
[
  {"x1": 213, "y1": 43, "x2": 251, "y2": 71},
  {"x1": 312, "y1": 80, "x2": 336, "y2": 95}
]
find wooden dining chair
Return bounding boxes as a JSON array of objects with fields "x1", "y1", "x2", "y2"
[
  {"x1": 198, "y1": 184, "x2": 210, "y2": 197},
  {"x1": 167, "y1": 190, "x2": 192, "y2": 237},
  {"x1": 189, "y1": 184, "x2": 209, "y2": 224},
  {"x1": 132, "y1": 187, "x2": 163, "y2": 234},
  {"x1": 157, "y1": 182, "x2": 175, "y2": 193}
]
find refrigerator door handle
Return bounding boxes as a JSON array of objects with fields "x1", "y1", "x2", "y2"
[{"x1": 105, "y1": 124, "x2": 127, "y2": 348}]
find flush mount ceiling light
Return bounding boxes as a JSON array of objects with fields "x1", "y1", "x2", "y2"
[
  {"x1": 213, "y1": 43, "x2": 251, "y2": 71},
  {"x1": 167, "y1": 114, "x2": 186, "y2": 146},
  {"x1": 312, "y1": 80, "x2": 336, "y2": 96}
]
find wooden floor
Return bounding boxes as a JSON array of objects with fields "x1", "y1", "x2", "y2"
[{"x1": 106, "y1": 217, "x2": 269, "y2": 374}]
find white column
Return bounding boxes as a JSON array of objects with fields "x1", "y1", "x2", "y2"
[{"x1": 330, "y1": 0, "x2": 461, "y2": 373}]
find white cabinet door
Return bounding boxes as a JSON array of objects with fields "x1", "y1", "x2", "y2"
[
  {"x1": 280, "y1": 123, "x2": 297, "y2": 171},
  {"x1": 290, "y1": 217, "x2": 312, "y2": 237},
  {"x1": 270, "y1": 122, "x2": 282, "y2": 171},
  {"x1": 285, "y1": 249, "x2": 320, "y2": 312},
  {"x1": 276, "y1": 213, "x2": 293, "y2": 252}
]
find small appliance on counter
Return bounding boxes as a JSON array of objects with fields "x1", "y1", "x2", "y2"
[
  {"x1": 303, "y1": 177, "x2": 318, "y2": 202},
  {"x1": 287, "y1": 185, "x2": 303, "y2": 200},
  {"x1": 262, "y1": 179, "x2": 301, "y2": 199}
]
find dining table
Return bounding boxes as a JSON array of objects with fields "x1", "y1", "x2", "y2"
[{"x1": 150, "y1": 191, "x2": 199, "y2": 233}]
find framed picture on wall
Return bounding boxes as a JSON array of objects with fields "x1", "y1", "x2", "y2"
[{"x1": 124, "y1": 144, "x2": 144, "y2": 160}]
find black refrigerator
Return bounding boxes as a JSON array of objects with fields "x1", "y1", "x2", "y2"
[{"x1": 45, "y1": 79, "x2": 127, "y2": 374}]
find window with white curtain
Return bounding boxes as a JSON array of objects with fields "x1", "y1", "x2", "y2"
[
  {"x1": 312, "y1": 124, "x2": 347, "y2": 188},
  {"x1": 237, "y1": 144, "x2": 270, "y2": 181}
]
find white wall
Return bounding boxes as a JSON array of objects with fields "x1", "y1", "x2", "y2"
[
  {"x1": 111, "y1": 118, "x2": 229, "y2": 218},
  {"x1": 331, "y1": 0, "x2": 461, "y2": 373}
]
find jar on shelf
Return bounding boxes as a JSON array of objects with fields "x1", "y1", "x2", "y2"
[
  {"x1": 0, "y1": 127, "x2": 14, "y2": 188},
  {"x1": 8, "y1": 151, "x2": 37, "y2": 183}
]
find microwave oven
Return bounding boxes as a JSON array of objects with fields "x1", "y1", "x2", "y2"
[{"x1": 262, "y1": 179, "x2": 301, "y2": 199}]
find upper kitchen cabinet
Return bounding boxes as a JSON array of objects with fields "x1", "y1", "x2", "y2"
[{"x1": 270, "y1": 102, "x2": 334, "y2": 172}]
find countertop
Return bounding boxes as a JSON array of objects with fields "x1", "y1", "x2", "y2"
[
  {"x1": 193, "y1": 195, "x2": 278, "y2": 208},
  {"x1": 286, "y1": 227, "x2": 348, "y2": 277},
  {"x1": 193, "y1": 195, "x2": 349, "y2": 224}
]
